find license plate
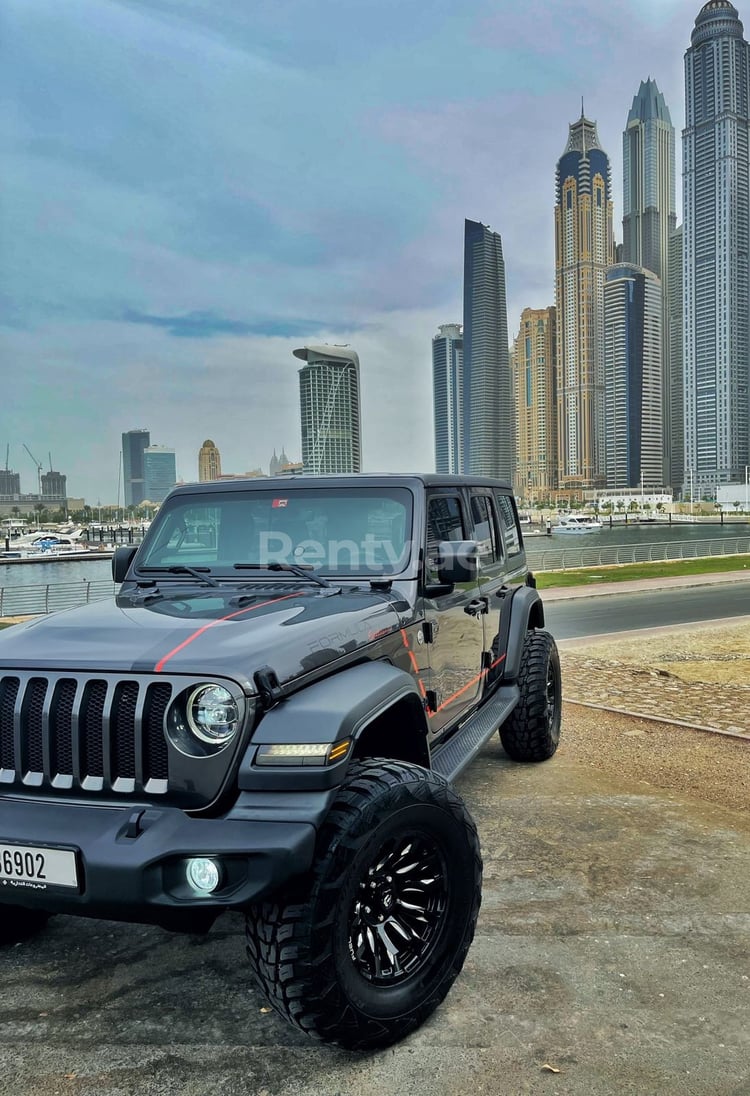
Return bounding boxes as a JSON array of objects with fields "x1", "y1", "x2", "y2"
[{"x1": 0, "y1": 843, "x2": 78, "y2": 890}]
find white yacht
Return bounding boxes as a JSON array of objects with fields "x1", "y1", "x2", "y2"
[{"x1": 553, "y1": 514, "x2": 603, "y2": 534}]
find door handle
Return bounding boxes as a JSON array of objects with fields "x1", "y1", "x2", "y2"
[{"x1": 464, "y1": 597, "x2": 488, "y2": 617}]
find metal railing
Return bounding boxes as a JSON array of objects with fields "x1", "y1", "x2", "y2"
[
  {"x1": 526, "y1": 535, "x2": 750, "y2": 572},
  {"x1": 0, "y1": 579, "x2": 118, "y2": 618}
]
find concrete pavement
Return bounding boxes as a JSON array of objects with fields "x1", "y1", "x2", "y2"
[{"x1": 1, "y1": 739, "x2": 748, "y2": 1096}]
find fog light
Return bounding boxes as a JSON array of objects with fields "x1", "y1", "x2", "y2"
[{"x1": 186, "y1": 857, "x2": 221, "y2": 894}]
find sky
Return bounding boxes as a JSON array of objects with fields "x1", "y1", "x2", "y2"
[{"x1": 1, "y1": 0, "x2": 708, "y2": 503}]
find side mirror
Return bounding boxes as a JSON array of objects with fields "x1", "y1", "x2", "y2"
[
  {"x1": 112, "y1": 545, "x2": 138, "y2": 583},
  {"x1": 436, "y1": 540, "x2": 480, "y2": 585}
]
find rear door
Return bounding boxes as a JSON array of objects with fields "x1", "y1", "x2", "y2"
[{"x1": 422, "y1": 490, "x2": 486, "y2": 736}]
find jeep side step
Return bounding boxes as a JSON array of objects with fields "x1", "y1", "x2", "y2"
[{"x1": 430, "y1": 685, "x2": 520, "y2": 783}]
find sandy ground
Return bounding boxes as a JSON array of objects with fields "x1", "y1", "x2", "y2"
[{"x1": 558, "y1": 617, "x2": 750, "y2": 813}]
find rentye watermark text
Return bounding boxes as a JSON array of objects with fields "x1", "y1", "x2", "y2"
[{"x1": 259, "y1": 532, "x2": 406, "y2": 568}]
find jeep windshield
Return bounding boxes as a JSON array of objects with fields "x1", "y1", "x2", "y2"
[{"x1": 134, "y1": 487, "x2": 413, "y2": 578}]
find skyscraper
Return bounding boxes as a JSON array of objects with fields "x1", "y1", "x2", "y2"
[
  {"x1": 622, "y1": 77, "x2": 677, "y2": 488},
  {"x1": 198, "y1": 439, "x2": 222, "y2": 482},
  {"x1": 143, "y1": 446, "x2": 177, "y2": 504},
  {"x1": 511, "y1": 307, "x2": 558, "y2": 502},
  {"x1": 293, "y1": 345, "x2": 362, "y2": 474},
  {"x1": 683, "y1": 1, "x2": 750, "y2": 497},
  {"x1": 432, "y1": 323, "x2": 463, "y2": 474},
  {"x1": 122, "y1": 429, "x2": 150, "y2": 508},
  {"x1": 604, "y1": 264, "x2": 664, "y2": 490},
  {"x1": 463, "y1": 219, "x2": 514, "y2": 480},
  {"x1": 555, "y1": 112, "x2": 615, "y2": 490},
  {"x1": 667, "y1": 226, "x2": 685, "y2": 493}
]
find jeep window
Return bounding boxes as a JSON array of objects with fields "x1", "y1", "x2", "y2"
[
  {"x1": 136, "y1": 488, "x2": 413, "y2": 576},
  {"x1": 425, "y1": 495, "x2": 464, "y2": 583},
  {"x1": 494, "y1": 493, "x2": 523, "y2": 558},
  {"x1": 469, "y1": 495, "x2": 502, "y2": 564}
]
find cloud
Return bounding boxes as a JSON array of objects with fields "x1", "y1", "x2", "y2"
[{"x1": 120, "y1": 309, "x2": 340, "y2": 339}]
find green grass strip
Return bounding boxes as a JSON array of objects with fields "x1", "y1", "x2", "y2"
[{"x1": 535, "y1": 554, "x2": 750, "y2": 589}]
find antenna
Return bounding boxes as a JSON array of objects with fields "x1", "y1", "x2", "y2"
[
  {"x1": 49, "y1": 452, "x2": 53, "y2": 472},
  {"x1": 4, "y1": 444, "x2": 8, "y2": 472}
]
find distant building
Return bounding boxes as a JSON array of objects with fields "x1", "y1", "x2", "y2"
[
  {"x1": 683, "y1": 0, "x2": 750, "y2": 497},
  {"x1": 622, "y1": 77, "x2": 677, "y2": 488},
  {"x1": 269, "y1": 449, "x2": 291, "y2": 477},
  {"x1": 143, "y1": 446, "x2": 176, "y2": 504},
  {"x1": 198, "y1": 439, "x2": 222, "y2": 482},
  {"x1": 555, "y1": 111, "x2": 615, "y2": 489},
  {"x1": 512, "y1": 307, "x2": 558, "y2": 502},
  {"x1": 667, "y1": 225, "x2": 684, "y2": 493},
  {"x1": 463, "y1": 219, "x2": 514, "y2": 479},
  {"x1": 293, "y1": 345, "x2": 362, "y2": 474},
  {"x1": 0, "y1": 470, "x2": 21, "y2": 498},
  {"x1": 122, "y1": 429, "x2": 150, "y2": 507},
  {"x1": 604, "y1": 264, "x2": 663, "y2": 490},
  {"x1": 432, "y1": 323, "x2": 463, "y2": 474},
  {"x1": 41, "y1": 470, "x2": 67, "y2": 499}
]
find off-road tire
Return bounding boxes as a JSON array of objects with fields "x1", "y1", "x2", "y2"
[
  {"x1": 499, "y1": 629, "x2": 561, "y2": 762},
  {"x1": 0, "y1": 907, "x2": 51, "y2": 945},
  {"x1": 245, "y1": 759, "x2": 482, "y2": 1049}
]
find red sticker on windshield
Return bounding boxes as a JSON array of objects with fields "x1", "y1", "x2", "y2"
[{"x1": 272, "y1": 498, "x2": 288, "y2": 508}]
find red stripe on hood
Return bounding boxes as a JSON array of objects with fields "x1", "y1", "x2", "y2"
[{"x1": 154, "y1": 592, "x2": 302, "y2": 673}]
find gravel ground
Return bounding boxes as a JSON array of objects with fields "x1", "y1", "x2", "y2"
[{"x1": 559, "y1": 700, "x2": 749, "y2": 813}]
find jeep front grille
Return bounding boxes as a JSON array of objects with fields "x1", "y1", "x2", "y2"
[{"x1": 0, "y1": 672, "x2": 172, "y2": 795}]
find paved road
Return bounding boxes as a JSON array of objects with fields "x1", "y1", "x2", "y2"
[{"x1": 543, "y1": 573, "x2": 750, "y2": 640}]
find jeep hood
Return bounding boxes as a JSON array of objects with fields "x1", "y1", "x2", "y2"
[{"x1": 0, "y1": 588, "x2": 403, "y2": 692}]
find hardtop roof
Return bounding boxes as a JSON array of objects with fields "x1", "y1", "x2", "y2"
[{"x1": 166, "y1": 473, "x2": 515, "y2": 496}]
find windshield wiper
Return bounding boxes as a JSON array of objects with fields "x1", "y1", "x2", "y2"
[
  {"x1": 233, "y1": 562, "x2": 335, "y2": 589},
  {"x1": 140, "y1": 565, "x2": 221, "y2": 587}
]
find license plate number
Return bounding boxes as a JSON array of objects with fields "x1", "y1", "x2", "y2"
[{"x1": 0, "y1": 843, "x2": 78, "y2": 889}]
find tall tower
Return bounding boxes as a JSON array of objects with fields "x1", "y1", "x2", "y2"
[
  {"x1": 432, "y1": 323, "x2": 463, "y2": 474},
  {"x1": 555, "y1": 112, "x2": 615, "y2": 490},
  {"x1": 511, "y1": 307, "x2": 558, "y2": 502},
  {"x1": 683, "y1": 1, "x2": 750, "y2": 497},
  {"x1": 198, "y1": 439, "x2": 222, "y2": 482},
  {"x1": 122, "y1": 429, "x2": 150, "y2": 508},
  {"x1": 623, "y1": 77, "x2": 677, "y2": 488},
  {"x1": 604, "y1": 264, "x2": 664, "y2": 490},
  {"x1": 293, "y1": 345, "x2": 362, "y2": 474},
  {"x1": 667, "y1": 226, "x2": 685, "y2": 493},
  {"x1": 463, "y1": 219, "x2": 514, "y2": 480}
]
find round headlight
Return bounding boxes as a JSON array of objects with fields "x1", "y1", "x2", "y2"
[{"x1": 186, "y1": 684, "x2": 240, "y2": 746}]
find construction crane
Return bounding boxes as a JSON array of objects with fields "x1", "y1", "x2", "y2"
[{"x1": 22, "y1": 444, "x2": 43, "y2": 496}]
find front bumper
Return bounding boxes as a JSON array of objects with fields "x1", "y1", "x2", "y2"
[{"x1": 0, "y1": 796, "x2": 317, "y2": 926}]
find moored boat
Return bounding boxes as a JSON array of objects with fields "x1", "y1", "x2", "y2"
[{"x1": 553, "y1": 514, "x2": 603, "y2": 533}]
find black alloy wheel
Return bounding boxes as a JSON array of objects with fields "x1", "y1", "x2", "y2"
[
  {"x1": 349, "y1": 830, "x2": 448, "y2": 986},
  {"x1": 245, "y1": 759, "x2": 482, "y2": 1050}
]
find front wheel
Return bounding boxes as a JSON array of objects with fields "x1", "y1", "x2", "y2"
[
  {"x1": 245, "y1": 760, "x2": 482, "y2": 1049},
  {"x1": 500, "y1": 629, "x2": 562, "y2": 762}
]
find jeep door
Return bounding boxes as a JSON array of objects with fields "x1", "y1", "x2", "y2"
[{"x1": 421, "y1": 491, "x2": 486, "y2": 736}]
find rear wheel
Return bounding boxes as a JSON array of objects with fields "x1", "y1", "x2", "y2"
[
  {"x1": 500, "y1": 630, "x2": 561, "y2": 762},
  {"x1": 0, "y1": 906, "x2": 51, "y2": 945},
  {"x1": 245, "y1": 760, "x2": 482, "y2": 1049}
]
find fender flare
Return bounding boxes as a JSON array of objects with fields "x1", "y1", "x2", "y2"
[
  {"x1": 238, "y1": 660, "x2": 429, "y2": 791},
  {"x1": 496, "y1": 585, "x2": 546, "y2": 683}
]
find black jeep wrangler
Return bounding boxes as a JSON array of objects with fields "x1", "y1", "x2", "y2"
[{"x1": 0, "y1": 474, "x2": 561, "y2": 1048}]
